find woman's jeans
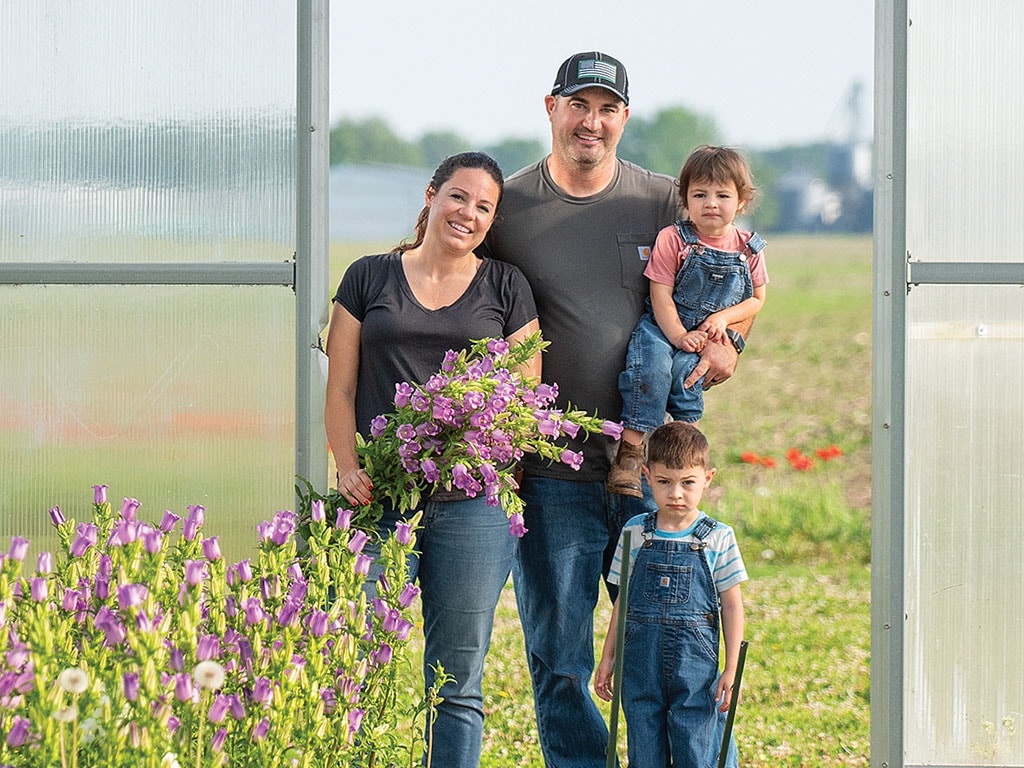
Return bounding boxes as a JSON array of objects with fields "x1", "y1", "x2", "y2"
[
  {"x1": 368, "y1": 495, "x2": 514, "y2": 768},
  {"x1": 513, "y1": 474, "x2": 655, "y2": 767}
]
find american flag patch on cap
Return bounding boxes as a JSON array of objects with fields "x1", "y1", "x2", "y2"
[
  {"x1": 551, "y1": 52, "x2": 629, "y2": 104},
  {"x1": 577, "y1": 59, "x2": 617, "y2": 84}
]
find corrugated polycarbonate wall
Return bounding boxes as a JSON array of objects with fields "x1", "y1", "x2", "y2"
[
  {"x1": 0, "y1": 1, "x2": 298, "y2": 563},
  {"x1": 901, "y1": 2, "x2": 1024, "y2": 765}
]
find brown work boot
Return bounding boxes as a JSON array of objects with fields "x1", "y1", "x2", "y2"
[{"x1": 606, "y1": 440, "x2": 645, "y2": 498}]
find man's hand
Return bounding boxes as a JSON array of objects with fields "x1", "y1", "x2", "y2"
[{"x1": 683, "y1": 339, "x2": 738, "y2": 390}]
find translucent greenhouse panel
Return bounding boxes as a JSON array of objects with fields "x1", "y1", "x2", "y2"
[
  {"x1": 0, "y1": 1, "x2": 299, "y2": 563},
  {"x1": 904, "y1": 0, "x2": 1024, "y2": 262},
  {"x1": 0, "y1": 286, "x2": 296, "y2": 565},
  {"x1": 0, "y1": 0, "x2": 296, "y2": 262},
  {"x1": 900, "y1": 2, "x2": 1024, "y2": 763},
  {"x1": 904, "y1": 286, "x2": 1024, "y2": 765}
]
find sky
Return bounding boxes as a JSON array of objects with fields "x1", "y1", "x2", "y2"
[
  {"x1": 331, "y1": 0, "x2": 875, "y2": 150},
  {"x1": 2, "y1": 0, "x2": 873, "y2": 150}
]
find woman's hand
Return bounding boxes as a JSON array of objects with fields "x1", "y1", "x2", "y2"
[{"x1": 336, "y1": 467, "x2": 374, "y2": 507}]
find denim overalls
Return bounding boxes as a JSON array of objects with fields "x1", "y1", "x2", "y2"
[
  {"x1": 621, "y1": 512, "x2": 739, "y2": 767},
  {"x1": 618, "y1": 220, "x2": 765, "y2": 429}
]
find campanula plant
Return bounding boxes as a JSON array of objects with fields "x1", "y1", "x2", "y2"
[{"x1": 0, "y1": 486, "x2": 424, "y2": 767}]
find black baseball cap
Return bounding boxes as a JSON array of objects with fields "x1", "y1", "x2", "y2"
[{"x1": 550, "y1": 52, "x2": 629, "y2": 105}]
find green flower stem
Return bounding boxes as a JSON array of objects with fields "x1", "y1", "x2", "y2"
[{"x1": 194, "y1": 690, "x2": 208, "y2": 768}]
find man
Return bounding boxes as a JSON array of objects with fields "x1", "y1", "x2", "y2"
[{"x1": 478, "y1": 51, "x2": 746, "y2": 767}]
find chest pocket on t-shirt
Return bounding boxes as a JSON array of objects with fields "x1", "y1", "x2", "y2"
[{"x1": 617, "y1": 233, "x2": 660, "y2": 295}]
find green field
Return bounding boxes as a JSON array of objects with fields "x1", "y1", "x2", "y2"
[
  {"x1": 330, "y1": 234, "x2": 874, "y2": 766},
  {"x1": 5, "y1": 233, "x2": 873, "y2": 764}
]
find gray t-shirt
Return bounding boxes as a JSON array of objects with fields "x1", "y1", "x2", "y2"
[
  {"x1": 333, "y1": 251, "x2": 538, "y2": 435},
  {"x1": 479, "y1": 158, "x2": 678, "y2": 481}
]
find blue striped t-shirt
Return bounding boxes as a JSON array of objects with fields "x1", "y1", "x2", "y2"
[{"x1": 608, "y1": 511, "x2": 748, "y2": 594}]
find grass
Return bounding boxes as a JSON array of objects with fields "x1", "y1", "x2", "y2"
[
  {"x1": 343, "y1": 232, "x2": 875, "y2": 766},
  {"x1": 453, "y1": 562, "x2": 872, "y2": 768},
  {"x1": 5, "y1": 233, "x2": 871, "y2": 764}
]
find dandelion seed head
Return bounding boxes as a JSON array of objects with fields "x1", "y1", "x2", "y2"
[
  {"x1": 58, "y1": 667, "x2": 89, "y2": 695},
  {"x1": 53, "y1": 704, "x2": 79, "y2": 723},
  {"x1": 193, "y1": 660, "x2": 226, "y2": 691}
]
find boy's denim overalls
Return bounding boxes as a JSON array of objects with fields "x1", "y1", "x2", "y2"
[
  {"x1": 621, "y1": 511, "x2": 739, "y2": 767},
  {"x1": 618, "y1": 220, "x2": 764, "y2": 428}
]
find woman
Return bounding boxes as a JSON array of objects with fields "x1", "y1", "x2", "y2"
[{"x1": 324, "y1": 152, "x2": 540, "y2": 767}]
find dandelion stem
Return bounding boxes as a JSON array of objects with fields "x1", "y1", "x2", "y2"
[{"x1": 195, "y1": 699, "x2": 206, "y2": 768}]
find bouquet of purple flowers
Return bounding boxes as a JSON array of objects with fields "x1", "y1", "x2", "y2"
[{"x1": 344, "y1": 332, "x2": 623, "y2": 537}]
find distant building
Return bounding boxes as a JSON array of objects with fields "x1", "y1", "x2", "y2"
[
  {"x1": 329, "y1": 162, "x2": 426, "y2": 242},
  {"x1": 772, "y1": 141, "x2": 873, "y2": 233}
]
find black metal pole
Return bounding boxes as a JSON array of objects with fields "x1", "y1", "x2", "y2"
[
  {"x1": 605, "y1": 529, "x2": 631, "y2": 768},
  {"x1": 717, "y1": 639, "x2": 749, "y2": 768}
]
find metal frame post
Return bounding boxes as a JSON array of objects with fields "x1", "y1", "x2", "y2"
[
  {"x1": 295, "y1": 0, "x2": 330, "y2": 494},
  {"x1": 871, "y1": 0, "x2": 907, "y2": 765}
]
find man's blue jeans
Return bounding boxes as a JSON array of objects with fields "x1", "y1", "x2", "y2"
[
  {"x1": 369, "y1": 495, "x2": 514, "y2": 768},
  {"x1": 513, "y1": 475, "x2": 654, "y2": 767}
]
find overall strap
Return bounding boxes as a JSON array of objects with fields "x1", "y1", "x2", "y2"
[
  {"x1": 642, "y1": 512, "x2": 717, "y2": 548},
  {"x1": 691, "y1": 515, "x2": 719, "y2": 542},
  {"x1": 745, "y1": 231, "x2": 767, "y2": 256},
  {"x1": 641, "y1": 510, "x2": 658, "y2": 547},
  {"x1": 674, "y1": 219, "x2": 701, "y2": 246}
]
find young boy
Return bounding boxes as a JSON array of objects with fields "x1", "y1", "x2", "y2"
[
  {"x1": 607, "y1": 145, "x2": 768, "y2": 498},
  {"x1": 595, "y1": 421, "x2": 746, "y2": 767}
]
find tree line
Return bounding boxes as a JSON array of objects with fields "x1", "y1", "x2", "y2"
[
  {"x1": 328, "y1": 107, "x2": 856, "y2": 232},
  {"x1": 327, "y1": 107, "x2": 725, "y2": 181}
]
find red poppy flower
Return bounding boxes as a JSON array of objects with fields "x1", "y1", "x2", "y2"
[
  {"x1": 790, "y1": 454, "x2": 815, "y2": 471},
  {"x1": 814, "y1": 445, "x2": 842, "y2": 461}
]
